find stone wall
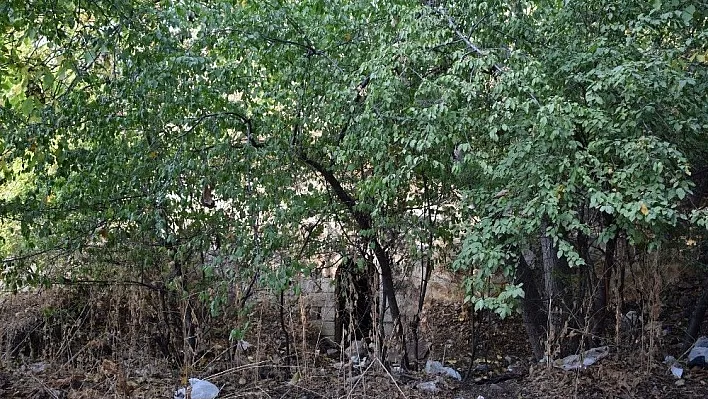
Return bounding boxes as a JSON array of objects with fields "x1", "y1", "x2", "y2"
[{"x1": 299, "y1": 266, "x2": 462, "y2": 339}]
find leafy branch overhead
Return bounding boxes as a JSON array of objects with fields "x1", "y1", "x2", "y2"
[{"x1": 0, "y1": 0, "x2": 706, "y2": 360}]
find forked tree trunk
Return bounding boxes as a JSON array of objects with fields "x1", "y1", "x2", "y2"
[
  {"x1": 372, "y1": 239, "x2": 410, "y2": 369},
  {"x1": 299, "y1": 155, "x2": 407, "y2": 364}
]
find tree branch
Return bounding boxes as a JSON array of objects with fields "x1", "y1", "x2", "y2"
[
  {"x1": 181, "y1": 111, "x2": 262, "y2": 148},
  {"x1": 432, "y1": 6, "x2": 503, "y2": 75}
]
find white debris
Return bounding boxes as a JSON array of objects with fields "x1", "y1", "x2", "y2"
[
  {"x1": 664, "y1": 355, "x2": 684, "y2": 378},
  {"x1": 344, "y1": 340, "x2": 368, "y2": 361},
  {"x1": 553, "y1": 346, "x2": 609, "y2": 371},
  {"x1": 424, "y1": 359, "x2": 462, "y2": 381},
  {"x1": 236, "y1": 339, "x2": 251, "y2": 351},
  {"x1": 671, "y1": 365, "x2": 684, "y2": 378},
  {"x1": 417, "y1": 380, "x2": 440, "y2": 393},
  {"x1": 688, "y1": 336, "x2": 708, "y2": 367},
  {"x1": 174, "y1": 378, "x2": 220, "y2": 399}
]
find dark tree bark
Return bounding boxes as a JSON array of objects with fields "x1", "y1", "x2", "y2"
[
  {"x1": 685, "y1": 279, "x2": 708, "y2": 350},
  {"x1": 539, "y1": 216, "x2": 574, "y2": 355},
  {"x1": 334, "y1": 258, "x2": 374, "y2": 344},
  {"x1": 685, "y1": 242, "x2": 708, "y2": 350},
  {"x1": 516, "y1": 251, "x2": 547, "y2": 360},
  {"x1": 279, "y1": 290, "x2": 291, "y2": 361},
  {"x1": 540, "y1": 218, "x2": 563, "y2": 352},
  {"x1": 298, "y1": 154, "x2": 407, "y2": 365},
  {"x1": 541, "y1": 220, "x2": 560, "y2": 303},
  {"x1": 590, "y1": 215, "x2": 616, "y2": 344}
]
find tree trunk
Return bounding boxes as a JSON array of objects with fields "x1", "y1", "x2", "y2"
[
  {"x1": 372, "y1": 239, "x2": 410, "y2": 369},
  {"x1": 590, "y1": 215, "x2": 616, "y2": 344},
  {"x1": 540, "y1": 216, "x2": 572, "y2": 355},
  {"x1": 298, "y1": 154, "x2": 406, "y2": 363},
  {"x1": 540, "y1": 217, "x2": 561, "y2": 353},
  {"x1": 410, "y1": 241, "x2": 434, "y2": 370},
  {"x1": 541, "y1": 227, "x2": 559, "y2": 303},
  {"x1": 334, "y1": 258, "x2": 374, "y2": 344},
  {"x1": 516, "y1": 251, "x2": 546, "y2": 360},
  {"x1": 685, "y1": 276, "x2": 708, "y2": 350},
  {"x1": 279, "y1": 290, "x2": 291, "y2": 361}
]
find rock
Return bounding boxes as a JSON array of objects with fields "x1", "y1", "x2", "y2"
[
  {"x1": 28, "y1": 362, "x2": 48, "y2": 373},
  {"x1": 473, "y1": 363, "x2": 492, "y2": 373},
  {"x1": 318, "y1": 337, "x2": 340, "y2": 352},
  {"x1": 417, "y1": 380, "x2": 440, "y2": 393},
  {"x1": 425, "y1": 360, "x2": 462, "y2": 381},
  {"x1": 489, "y1": 383, "x2": 505, "y2": 393},
  {"x1": 553, "y1": 346, "x2": 609, "y2": 371},
  {"x1": 675, "y1": 379, "x2": 685, "y2": 386},
  {"x1": 407, "y1": 337, "x2": 432, "y2": 362},
  {"x1": 688, "y1": 336, "x2": 708, "y2": 367}
]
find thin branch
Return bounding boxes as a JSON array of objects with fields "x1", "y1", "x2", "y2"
[
  {"x1": 1, "y1": 247, "x2": 69, "y2": 264},
  {"x1": 432, "y1": 6, "x2": 502, "y2": 75},
  {"x1": 51, "y1": 278, "x2": 165, "y2": 291},
  {"x1": 263, "y1": 36, "x2": 322, "y2": 56}
]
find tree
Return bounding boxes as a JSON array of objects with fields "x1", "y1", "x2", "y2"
[
  {"x1": 1, "y1": 0, "x2": 464, "y2": 367},
  {"x1": 451, "y1": 0, "x2": 707, "y2": 358},
  {"x1": 2, "y1": 0, "x2": 706, "y2": 366}
]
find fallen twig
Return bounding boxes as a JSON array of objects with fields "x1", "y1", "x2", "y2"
[{"x1": 205, "y1": 360, "x2": 270, "y2": 379}]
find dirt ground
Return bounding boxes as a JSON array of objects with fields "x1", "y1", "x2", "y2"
[{"x1": 1, "y1": 283, "x2": 708, "y2": 399}]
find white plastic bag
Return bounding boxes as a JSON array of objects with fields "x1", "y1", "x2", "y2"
[
  {"x1": 424, "y1": 359, "x2": 462, "y2": 381},
  {"x1": 174, "y1": 378, "x2": 220, "y2": 399}
]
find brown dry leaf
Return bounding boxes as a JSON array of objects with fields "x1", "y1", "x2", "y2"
[
  {"x1": 100, "y1": 359, "x2": 119, "y2": 376},
  {"x1": 54, "y1": 374, "x2": 84, "y2": 389},
  {"x1": 116, "y1": 372, "x2": 134, "y2": 397},
  {"x1": 68, "y1": 388, "x2": 103, "y2": 399}
]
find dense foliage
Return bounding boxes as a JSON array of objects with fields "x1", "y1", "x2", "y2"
[{"x1": 2, "y1": 0, "x2": 706, "y2": 361}]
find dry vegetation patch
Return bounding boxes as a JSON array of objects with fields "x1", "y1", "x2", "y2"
[{"x1": 1, "y1": 281, "x2": 708, "y2": 399}]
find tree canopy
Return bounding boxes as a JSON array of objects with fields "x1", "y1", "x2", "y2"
[{"x1": 2, "y1": 0, "x2": 707, "y2": 361}]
